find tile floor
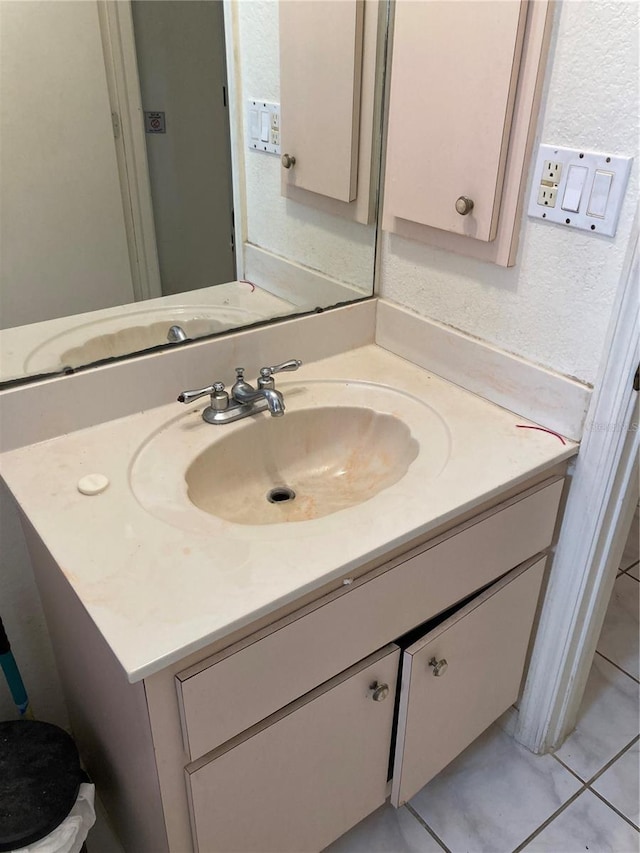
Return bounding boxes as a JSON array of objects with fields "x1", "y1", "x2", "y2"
[
  {"x1": 328, "y1": 511, "x2": 640, "y2": 853},
  {"x1": 90, "y1": 514, "x2": 640, "y2": 853}
]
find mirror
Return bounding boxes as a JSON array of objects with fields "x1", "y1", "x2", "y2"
[{"x1": 0, "y1": 0, "x2": 386, "y2": 386}]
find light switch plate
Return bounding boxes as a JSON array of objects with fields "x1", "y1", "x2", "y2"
[
  {"x1": 528, "y1": 144, "x2": 632, "y2": 237},
  {"x1": 246, "y1": 100, "x2": 281, "y2": 155}
]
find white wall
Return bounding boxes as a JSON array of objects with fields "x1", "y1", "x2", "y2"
[
  {"x1": 0, "y1": 0, "x2": 134, "y2": 330},
  {"x1": 235, "y1": 0, "x2": 376, "y2": 293},
  {"x1": 380, "y1": 0, "x2": 639, "y2": 386}
]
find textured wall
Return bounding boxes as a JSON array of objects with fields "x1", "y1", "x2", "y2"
[
  {"x1": 380, "y1": 0, "x2": 639, "y2": 385},
  {"x1": 235, "y1": 1, "x2": 376, "y2": 292}
]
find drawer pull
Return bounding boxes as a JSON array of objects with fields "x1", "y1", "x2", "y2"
[
  {"x1": 428, "y1": 657, "x2": 448, "y2": 677},
  {"x1": 369, "y1": 681, "x2": 390, "y2": 702}
]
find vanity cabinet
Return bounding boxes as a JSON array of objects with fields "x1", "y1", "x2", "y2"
[
  {"x1": 279, "y1": 0, "x2": 384, "y2": 225},
  {"x1": 391, "y1": 555, "x2": 546, "y2": 806},
  {"x1": 182, "y1": 555, "x2": 547, "y2": 853},
  {"x1": 186, "y1": 646, "x2": 400, "y2": 853},
  {"x1": 384, "y1": 0, "x2": 528, "y2": 242},
  {"x1": 280, "y1": 0, "x2": 364, "y2": 204},
  {"x1": 21, "y1": 472, "x2": 565, "y2": 853},
  {"x1": 175, "y1": 477, "x2": 561, "y2": 761},
  {"x1": 383, "y1": 0, "x2": 554, "y2": 266}
]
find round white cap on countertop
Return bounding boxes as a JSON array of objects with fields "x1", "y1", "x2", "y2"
[{"x1": 77, "y1": 474, "x2": 110, "y2": 496}]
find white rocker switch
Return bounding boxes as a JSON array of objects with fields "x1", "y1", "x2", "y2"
[
  {"x1": 587, "y1": 170, "x2": 614, "y2": 219},
  {"x1": 561, "y1": 165, "x2": 588, "y2": 212}
]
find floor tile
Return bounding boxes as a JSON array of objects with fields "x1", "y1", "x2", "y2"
[
  {"x1": 521, "y1": 789, "x2": 640, "y2": 852},
  {"x1": 324, "y1": 804, "x2": 443, "y2": 853},
  {"x1": 555, "y1": 654, "x2": 640, "y2": 781},
  {"x1": 621, "y1": 512, "x2": 639, "y2": 571},
  {"x1": 597, "y1": 573, "x2": 640, "y2": 679},
  {"x1": 592, "y1": 740, "x2": 640, "y2": 827},
  {"x1": 409, "y1": 724, "x2": 581, "y2": 853}
]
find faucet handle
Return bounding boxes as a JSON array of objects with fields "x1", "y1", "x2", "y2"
[
  {"x1": 178, "y1": 384, "x2": 216, "y2": 404},
  {"x1": 258, "y1": 359, "x2": 302, "y2": 390},
  {"x1": 261, "y1": 359, "x2": 302, "y2": 377},
  {"x1": 178, "y1": 381, "x2": 226, "y2": 405}
]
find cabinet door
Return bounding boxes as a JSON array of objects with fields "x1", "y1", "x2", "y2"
[
  {"x1": 186, "y1": 645, "x2": 399, "y2": 853},
  {"x1": 383, "y1": 0, "x2": 528, "y2": 242},
  {"x1": 391, "y1": 557, "x2": 546, "y2": 807},
  {"x1": 280, "y1": 0, "x2": 364, "y2": 202}
]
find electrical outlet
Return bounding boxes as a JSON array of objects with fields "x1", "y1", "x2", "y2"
[
  {"x1": 542, "y1": 160, "x2": 562, "y2": 183},
  {"x1": 537, "y1": 185, "x2": 557, "y2": 207},
  {"x1": 529, "y1": 144, "x2": 632, "y2": 235}
]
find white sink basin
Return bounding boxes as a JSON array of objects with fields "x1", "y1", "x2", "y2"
[
  {"x1": 130, "y1": 380, "x2": 451, "y2": 533},
  {"x1": 185, "y1": 406, "x2": 419, "y2": 524}
]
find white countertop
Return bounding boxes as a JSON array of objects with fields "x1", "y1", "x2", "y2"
[{"x1": 0, "y1": 345, "x2": 577, "y2": 682}]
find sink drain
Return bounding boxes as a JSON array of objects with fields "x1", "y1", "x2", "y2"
[{"x1": 267, "y1": 486, "x2": 296, "y2": 504}]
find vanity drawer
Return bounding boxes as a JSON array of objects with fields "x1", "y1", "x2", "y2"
[
  {"x1": 391, "y1": 555, "x2": 547, "y2": 806},
  {"x1": 185, "y1": 645, "x2": 399, "y2": 853},
  {"x1": 177, "y1": 477, "x2": 563, "y2": 761}
]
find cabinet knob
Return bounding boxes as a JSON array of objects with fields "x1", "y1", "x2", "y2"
[
  {"x1": 455, "y1": 196, "x2": 474, "y2": 216},
  {"x1": 428, "y1": 657, "x2": 448, "y2": 677},
  {"x1": 369, "y1": 681, "x2": 390, "y2": 702},
  {"x1": 281, "y1": 153, "x2": 296, "y2": 169}
]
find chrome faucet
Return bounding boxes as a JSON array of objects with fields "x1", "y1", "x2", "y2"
[
  {"x1": 177, "y1": 359, "x2": 302, "y2": 424},
  {"x1": 231, "y1": 368, "x2": 286, "y2": 416},
  {"x1": 167, "y1": 325, "x2": 188, "y2": 343}
]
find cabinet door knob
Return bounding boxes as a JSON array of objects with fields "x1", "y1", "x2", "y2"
[
  {"x1": 281, "y1": 153, "x2": 296, "y2": 169},
  {"x1": 369, "y1": 681, "x2": 390, "y2": 702},
  {"x1": 455, "y1": 196, "x2": 474, "y2": 215},
  {"x1": 428, "y1": 657, "x2": 448, "y2": 677}
]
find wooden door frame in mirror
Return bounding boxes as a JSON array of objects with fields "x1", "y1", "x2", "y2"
[{"x1": 98, "y1": 0, "x2": 163, "y2": 302}]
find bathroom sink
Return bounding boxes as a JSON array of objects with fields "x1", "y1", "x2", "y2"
[
  {"x1": 185, "y1": 406, "x2": 419, "y2": 524},
  {"x1": 23, "y1": 305, "x2": 265, "y2": 372},
  {"x1": 130, "y1": 380, "x2": 451, "y2": 533}
]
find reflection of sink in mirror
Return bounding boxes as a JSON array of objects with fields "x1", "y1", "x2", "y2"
[
  {"x1": 24, "y1": 306, "x2": 265, "y2": 373},
  {"x1": 0, "y1": 282, "x2": 295, "y2": 382},
  {"x1": 56, "y1": 317, "x2": 233, "y2": 369},
  {"x1": 185, "y1": 407, "x2": 420, "y2": 524}
]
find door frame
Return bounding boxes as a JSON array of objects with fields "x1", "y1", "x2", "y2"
[
  {"x1": 515, "y1": 206, "x2": 639, "y2": 752},
  {"x1": 98, "y1": 1, "x2": 162, "y2": 301},
  {"x1": 98, "y1": 1, "x2": 246, "y2": 299}
]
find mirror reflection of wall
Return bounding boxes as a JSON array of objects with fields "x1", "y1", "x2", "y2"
[{"x1": 0, "y1": 0, "x2": 384, "y2": 385}]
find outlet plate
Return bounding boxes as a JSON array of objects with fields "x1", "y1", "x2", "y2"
[{"x1": 529, "y1": 144, "x2": 633, "y2": 237}]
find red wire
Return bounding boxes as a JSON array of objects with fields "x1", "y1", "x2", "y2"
[
  {"x1": 516, "y1": 425, "x2": 566, "y2": 445},
  {"x1": 238, "y1": 279, "x2": 256, "y2": 292}
]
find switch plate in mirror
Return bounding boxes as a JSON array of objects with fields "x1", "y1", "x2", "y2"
[{"x1": 246, "y1": 100, "x2": 281, "y2": 155}]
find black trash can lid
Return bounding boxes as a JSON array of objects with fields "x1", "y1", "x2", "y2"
[{"x1": 0, "y1": 720, "x2": 83, "y2": 852}]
